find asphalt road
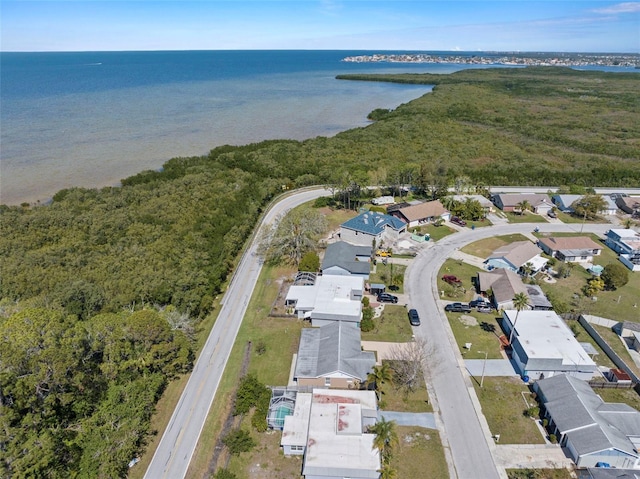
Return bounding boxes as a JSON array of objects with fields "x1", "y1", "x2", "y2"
[
  {"x1": 144, "y1": 188, "x2": 331, "y2": 479},
  {"x1": 406, "y1": 221, "x2": 611, "y2": 479}
]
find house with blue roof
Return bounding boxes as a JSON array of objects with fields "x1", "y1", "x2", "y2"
[{"x1": 339, "y1": 211, "x2": 407, "y2": 247}]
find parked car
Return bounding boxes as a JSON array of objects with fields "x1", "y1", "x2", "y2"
[
  {"x1": 442, "y1": 275, "x2": 462, "y2": 286},
  {"x1": 470, "y1": 298, "x2": 490, "y2": 308},
  {"x1": 547, "y1": 210, "x2": 557, "y2": 218},
  {"x1": 451, "y1": 216, "x2": 467, "y2": 227},
  {"x1": 444, "y1": 302, "x2": 472, "y2": 313},
  {"x1": 476, "y1": 305, "x2": 493, "y2": 313},
  {"x1": 377, "y1": 293, "x2": 398, "y2": 304},
  {"x1": 408, "y1": 308, "x2": 421, "y2": 326}
]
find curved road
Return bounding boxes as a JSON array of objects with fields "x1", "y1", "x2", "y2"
[
  {"x1": 144, "y1": 188, "x2": 331, "y2": 479},
  {"x1": 146, "y1": 185, "x2": 613, "y2": 479},
  {"x1": 406, "y1": 221, "x2": 611, "y2": 479}
]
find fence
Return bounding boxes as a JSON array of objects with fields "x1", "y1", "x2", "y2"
[
  {"x1": 578, "y1": 315, "x2": 640, "y2": 384},
  {"x1": 588, "y1": 380, "x2": 634, "y2": 389}
]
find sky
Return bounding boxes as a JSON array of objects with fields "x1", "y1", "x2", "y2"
[{"x1": 1, "y1": 1, "x2": 639, "y2": 53}]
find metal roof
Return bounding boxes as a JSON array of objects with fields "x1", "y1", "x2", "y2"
[{"x1": 341, "y1": 211, "x2": 407, "y2": 235}]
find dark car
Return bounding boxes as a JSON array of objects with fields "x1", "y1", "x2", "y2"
[
  {"x1": 408, "y1": 308, "x2": 421, "y2": 326},
  {"x1": 450, "y1": 216, "x2": 467, "y2": 227},
  {"x1": 444, "y1": 302, "x2": 472, "y2": 313},
  {"x1": 377, "y1": 293, "x2": 398, "y2": 304},
  {"x1": 470, "y1": 298, "x2": 490, "y2": 308}
]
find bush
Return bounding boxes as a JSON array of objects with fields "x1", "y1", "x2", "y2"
[
  {"x1": 313, "y1": 196, "x2": 336, "y2": 208},
  {"x1": 360, "y1": 318, "x2": 375, "y2": 332},
  {"x1": 214, "y1": 469, "x2": 237, "y2": 479},
  {"x1": 523, "y1": 406, "x2": 539, "y2": 418},
  {"x1": 549, "y1": 433, "x2": 557, "y2": 444},
  {"x1": 362, "y1": 305, "x2": 374, "y2": 322},
  {"x1": 298, "y1": 251, "x2": 320, "y2": 272},
  {"x1": 255, "y1": 340, "x2": 267, "y2": 355},
  {"x1": 362, "y1": 296, "x2": 370, "y2": 307},
  {"x1": 222, "y1": 429, "x2": 256, "y2": 455},
  {"x1": 601, "y1": 262, "x2": 629, "y2": 290}
]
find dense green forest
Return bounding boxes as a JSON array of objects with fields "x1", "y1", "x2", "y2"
[{"x1": 1, "y1": 66, "x2": 638, "y2": 477}]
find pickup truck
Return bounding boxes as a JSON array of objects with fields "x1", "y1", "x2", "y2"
[{"x1": 444, "y1": 302, "x2": 472, "y2": 313}]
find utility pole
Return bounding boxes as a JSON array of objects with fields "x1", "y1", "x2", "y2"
[{"x1": 478, "y1": 351, "x2": 488, "y2": 388}]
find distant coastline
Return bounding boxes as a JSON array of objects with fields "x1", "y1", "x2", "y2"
[{"x1": 342, "y1": 52, "x2": 639, "y2": 68}]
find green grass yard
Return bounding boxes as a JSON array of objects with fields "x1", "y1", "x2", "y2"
[
  {"x1": 460, "y1": 234, "x2": 531, "y2": 259},
  {"x1": 473, "y1": 377, "x2": 545, "y2": 444},
  {"x1": 362, "y1": 304, "x2": 415, "y2": 342}
]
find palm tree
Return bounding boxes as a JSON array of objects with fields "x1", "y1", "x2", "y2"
[
  {"x1": 367, "y1": 362, "x2": 394, "y2": 397},
  {"x1": 508, "y1": 292, "x2": 530, "y2": 346},
  {"x1": 370, "y1": 416, "x2": 399, "y2": 462},
  {"x1": 516, "y1": 200, "x2": 531, "y2": 216},
  {"x1": 378, "y1": 463, "x2": 398, "y2": 479}
]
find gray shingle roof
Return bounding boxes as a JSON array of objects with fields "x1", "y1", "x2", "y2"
[
  {"x1": 341, "y1": 212, "x2": 406, "y2": 236},
  {"x1": 294, "y1": 322, "x2": 375, "y2": 382},
  {"x1": 537, "y1": 374, "x2": 640, "y2": 459},
  {"x1": 321, "y1": 241, "x2": 371, "y2": 275}
]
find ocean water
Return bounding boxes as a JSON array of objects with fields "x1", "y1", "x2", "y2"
[{"x1": 0, "y1": 50, "x2": 634, "y2": 205}]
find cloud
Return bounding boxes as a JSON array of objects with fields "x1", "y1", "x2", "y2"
[{"x1": 592, "y1": 2, "x2": 640, "y2": 14}]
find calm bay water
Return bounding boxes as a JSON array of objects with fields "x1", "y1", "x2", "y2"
[{"x1": 0, "y1": 50, "x2": 634, "y2": 205}]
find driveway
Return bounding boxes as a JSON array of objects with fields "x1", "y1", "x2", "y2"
[
  {"x1": 465, "y1": 359, "x2": 519, "y2": 377},
  {"x1": 378, "y1": 411, "x2": 436, "y2": 429}
]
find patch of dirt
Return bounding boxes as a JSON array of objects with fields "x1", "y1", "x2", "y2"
[{"x1": 458, "y1": 315, "x2": 479, "y2": 327}]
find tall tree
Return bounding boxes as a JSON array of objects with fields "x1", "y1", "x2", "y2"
[
  {"x1": 367, "y1": 362, "x2": 394, "y2": 397},
  {"x1": 370, "y1": 417, "x2": 399, "y2": 463},
  {"x1": 571, "y1": 194, "x2": 608, "y2": 220},
  {"x1": 516, "y1": 200, "x2": 531, "y2": 215},
  {"x1": 509, "y1": 293, "x2": 530, "y2": 345}
]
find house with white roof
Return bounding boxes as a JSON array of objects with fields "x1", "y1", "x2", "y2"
[
  {"x1": 285, "y1": 275, "x2": 364, "y2": 327},
  {"x1": 339, "y1": 211, "x2": 407, "y2": 247},
  {"x1": 535, "y1": 374, "x2": 640, "y2": 469},
  {"x1": 281, "y1": 389, "x2": 380, "y2": 478},
  {"x1": 485, "y1": 240, "x2": 547, "y2": 274},
  {"x1": 293, "y1": 321, "x2": 376, "y2": 389},
  {"x1": 321, "y1": 241, "x2": 371, "y2": 279},
  {"x1": 501, "y1": 310, "x2": 597, "y2": 381},
  {"x1": 538, "y1": 236, "x2": 603, "y2": 263}
]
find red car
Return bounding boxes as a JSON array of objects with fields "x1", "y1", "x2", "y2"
[
  {"x1": 451, "y1": 216, "x2": 467, "y2": 227},
  {"x1": 442, "y1": 275, "x2": 462, "y2": 285}
]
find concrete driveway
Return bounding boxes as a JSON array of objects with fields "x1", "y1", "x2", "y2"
[
  {"x1": 378, "y1": 411, "x2": 436, "y2": 429},
  {"x1": 465, "y1": 359, "x2": 519, "y2": 377}
]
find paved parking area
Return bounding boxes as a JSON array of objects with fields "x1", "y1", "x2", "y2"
[
  {"x1": 465, "y1": 359, "x2": 519, "y2": 377},
  {"x1": 378, "y1": 411, "x2": 436, "y2": 429}
]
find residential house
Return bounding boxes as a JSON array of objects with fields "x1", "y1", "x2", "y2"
[
  {"x1": 552, "y1": 194, "x2": 618, "y2": 216},
  {"x1": 578, "y1": 468, "x2": 640, "y2": 479},
  {"x1": 605, "y1": 229, "x2": 640, "y2": 272},
  {"x1": 538, "y1": 236, "x2": 603, "y2": 263},
  {"x1": 502, "y1": 310, "x2": 597, "y2": 381},
  {"x1": 371, "y1": 196, "x2": 395, "y2": 206},
  {"x1": 535, "y1": 374, "x2": 640, "y2": 469},
  {"x1": 339, "y1": 211, "x2": 407, "y2": 247},
  {"x1": 492, "y1": 193, "x2": 554, "y2": 215},
  {"x1": 390, "y1": 200, "x2": 450, "y2": 228},
  {"x1": 617, "y1": 197, "x2": 640, "y2": 216},
  {"x1": 281, "y1": 389, "x2": 381, "y2": 478},
  {"x1": 293, "y1": 321, "x2": 376, "y2": 389},
  {"x1": 285, "y1": 275, "x2": 364, "y2": 327},
  {"x1": 485, "y1": 240, "x2": 547, "y2": 274},
  {"x1": 524, "y1": 284, "x2": 553, "y2": 310},
  {"x1": 452, "y1": 194, "x2": 494, "y2": 213},
  {"x1": 321, "y1": 241, "x2": 371, "y2": 279},
  {"x1": 477, "y1": 269, "x2": 530, "y2": 310}
]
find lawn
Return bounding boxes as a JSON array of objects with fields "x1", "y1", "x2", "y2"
[
  {"x1": 391, "y1": 426, "x2": 449, "y2": 479},
  {"x1": 411, "y1": 223, "x2": 457, "y2": 242},
  {"x1": 595, "y1": 386, "x2": 640, "y2": 411},
  {"x1": 569, "y1": 321, "x2": 617, "y2": 370},
  {"x1": 555, "y1": 210, "x2": 609, "y2": 224},
  {"x1": 473, "y1": 377, "x2": 545, "y2": 444},
  {"x1": 370, "y1": 262, "x2": 407, "y2": 294},
  {"x1": 447, "y1": 312, "x2": 505, "y2": 360},
  {"x1": 362, "y1": 304, "x2": 415, "y2": 342},
  {"x1": 379, "y1": 376, "x2": 432, "y2": 413},
  {"x1": 438, "y1": 258, "x2": 484, "y2": 301},
  {"x1": 592, "y1": 324, "x2": 640, "y2": 377},
  {"x1": 505, "y1": 212, "x2": 548, "y2": 224},
  {"x1": 460, "y1": 234, "x2": 531, "y2": 258}
]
